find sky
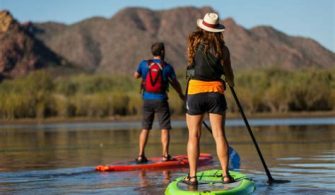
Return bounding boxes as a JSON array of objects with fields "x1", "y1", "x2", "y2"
[{"x1": 1, "y1": 0, "x2": 334, "y2": 52}]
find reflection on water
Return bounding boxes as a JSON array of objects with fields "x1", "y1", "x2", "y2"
[{"x1": 0, "y1": 118, "x2": 335, "y2": 194}]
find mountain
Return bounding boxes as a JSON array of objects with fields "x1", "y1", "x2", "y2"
[
  {"x1": 2, "y1": 6, "x2": 335, "y2": 78},
  {"x1": 32, "y1": 6, "x2": 213, "y2": 73},
  {"x1": 0, "y1": 10, "x2": 66, "y2": 79},
  {"x1": 32, "y1": 6, "x2": 334, "y2": 73},
  {"x1": 225, "y1": 22, "x2": 335, "y2": 69}
]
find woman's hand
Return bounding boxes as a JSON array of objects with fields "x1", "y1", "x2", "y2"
[
  {"x1": 179, "y1": 93, "x2": 186, "y2": 102},
  {"x1": 227, "y1": 80, "x2": 234, "y2": 88}
]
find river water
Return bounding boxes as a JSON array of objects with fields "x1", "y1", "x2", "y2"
[{"x1": 0, "y1": 117, "x2": 334, "y2": 194}]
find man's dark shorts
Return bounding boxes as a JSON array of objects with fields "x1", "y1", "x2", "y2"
[
  {"x1": 142, "y1": 99, "x2": 171, "y2": 130},
  {"x1": 186, "y1": 92, "x2": 227, "y2": 115}
]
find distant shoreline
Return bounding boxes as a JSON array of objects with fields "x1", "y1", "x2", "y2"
[{"x1": 0, "y1": 111, "x2": 334, "y2": 125}]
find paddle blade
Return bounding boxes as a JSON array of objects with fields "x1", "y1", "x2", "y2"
[{"x1": 268, "y1": 178, "x2": 290, "y2": 185}]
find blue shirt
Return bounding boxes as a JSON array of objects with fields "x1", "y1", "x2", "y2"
[{"x1": 136, "y1": 59, "x2": 177, "y2": 100}]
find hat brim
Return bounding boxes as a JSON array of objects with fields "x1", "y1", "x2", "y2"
[{"x1": 197, "y1": 19, "x2": 225, "y2": 32}]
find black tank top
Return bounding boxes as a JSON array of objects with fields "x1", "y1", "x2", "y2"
[{"x1": 192, "y1": 44, "x2": 224, "y2": 81}]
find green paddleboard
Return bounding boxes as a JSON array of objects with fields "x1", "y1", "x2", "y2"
[{"x1": 165, "y1": 170, "x2": 255, "y2": 195}]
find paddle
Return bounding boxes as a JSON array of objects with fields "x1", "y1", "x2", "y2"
[
  {"x1": 229, "y1": 86, "x2": 290, "y2": 184},
  {"x1": 201, "y1": 120, "x2": 212, "y2": 133}
]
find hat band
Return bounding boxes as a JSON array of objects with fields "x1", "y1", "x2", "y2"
[{"x1": 202, "y1": 21, "x2": 218, "y2": 28}]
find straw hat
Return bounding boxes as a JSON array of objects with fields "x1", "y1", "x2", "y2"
[{"x1": 197, "y1": 13, "x2": 225, "y2": 32}]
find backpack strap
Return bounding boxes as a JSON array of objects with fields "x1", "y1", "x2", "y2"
[
  {"x1": 148, "y1": 59, "x2": 164, "y2": 70},
  {"x1": 147, "y1": 59, "x2": 153, "y2": 67},
  {"x1": 140, "y1": 59, "x2": 152, "y2": 93}
]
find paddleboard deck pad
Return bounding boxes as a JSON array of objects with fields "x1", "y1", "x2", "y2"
[
  {"x1": 96, "y1": 153, "x2": 213, "y2": 172},
  {"x1": 165, "y1": 169, "x2": 255, "y2": 195}
]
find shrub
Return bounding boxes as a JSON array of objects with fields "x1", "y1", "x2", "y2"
[{"x1": 0, "y1": 68, "x2": 334, "y2": 119}]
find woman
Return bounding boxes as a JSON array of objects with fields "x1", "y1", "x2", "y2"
[{"x1": 184, "y1": 12, "x2": 235, "y2": 185}]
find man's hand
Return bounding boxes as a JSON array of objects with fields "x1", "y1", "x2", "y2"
[
  {"x1": 134, "y1": 72, "x2": 141, "y2": 79},
  {"x1": 169, "y1": 78, "x2": 185, "y2": 101}
]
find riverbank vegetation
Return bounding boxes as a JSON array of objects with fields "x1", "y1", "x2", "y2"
[{"x1": 0, "y1": 68, "x2": 334, "y2": 119}]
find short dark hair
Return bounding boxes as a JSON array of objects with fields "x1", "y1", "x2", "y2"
[{"x1": 151, "y1": 42, "x2": 165, "y2": 57}]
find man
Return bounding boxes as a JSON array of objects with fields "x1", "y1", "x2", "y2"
[{"x1": 134, "y1": 42, "x2": 184, "y2": 163}]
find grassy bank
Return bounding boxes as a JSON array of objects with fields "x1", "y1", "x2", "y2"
[
  {"x1": 0, "y1": 68, "x2": 334, "y2": 120},
  {"x1": 0, "y1": 111, "x2": 334, "y2": 125}
]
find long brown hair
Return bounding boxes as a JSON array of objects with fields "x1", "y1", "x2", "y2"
[{"x1": 187, "y1": 28, "x2": 225, "y2": 66}]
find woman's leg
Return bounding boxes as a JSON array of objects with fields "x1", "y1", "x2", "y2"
[
  {"x1": 186, "y1": 114, "x2": 203, "y2": 178},
  {"x1": 209, "y1": 112, "x2": 231, "y2": 181}
]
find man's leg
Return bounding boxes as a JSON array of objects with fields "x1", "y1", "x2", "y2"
[
  {"x1": 138, "y1": 129, "x2": 150, "y2": 157},
  {"x1": 161, "y1": 129, "x2": 170, "y2": 157},
  {"x1": 138, "y1": 100, "x2": 154, "y2": 160},
  {"x1": 157, "y1": 100, "x2": 172, "y2": 158}
]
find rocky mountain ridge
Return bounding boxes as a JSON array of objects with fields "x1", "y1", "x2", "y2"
[
  {"x1": 0, "y1": 10, "x2": 65, "y2": 79},
  {"x1": 1, "y1": 7, "x2": 334, "y2": 79}
]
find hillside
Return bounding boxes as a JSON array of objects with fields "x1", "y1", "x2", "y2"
[
  {"x1": 0, "y1": 10, "x2": 66, "y2": 79},
  {"x1": 31, "y1": 6, "x2": 335, "y2": 74},
  {"x1": 1, "y1": 6, "x2": 334, "y2": 79}
]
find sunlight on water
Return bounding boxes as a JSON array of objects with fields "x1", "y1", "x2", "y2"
[
  {"x1": 0, "y1": 118, "x2": 335, "y2": 194},
  {"x1": 288, "y1": 163, "x2": 335, "y2": 168}
]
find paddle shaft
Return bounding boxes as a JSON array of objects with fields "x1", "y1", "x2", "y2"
[
  {"x1": 202, "y1": 120, "x2": 212, "y2": 134},
  {"x1": 229, "y1": 86, "x2": 274, "y2": 183}
]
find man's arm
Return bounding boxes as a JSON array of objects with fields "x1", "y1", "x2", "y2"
[
  {"x1": 134, "y1": 60, "x2": 144, "y2": 79},
  {"x1": 169, "y1": 78, "x2": 185, "y2": 100}
]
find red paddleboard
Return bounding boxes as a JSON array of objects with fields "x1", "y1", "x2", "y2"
[{"x1": 96, "y1": 153, "x2": 212, "y2": 172}]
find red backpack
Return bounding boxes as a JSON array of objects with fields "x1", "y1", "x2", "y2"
[{"x1": 142, "y1": 60, "x2": 165, "y2": 93}]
